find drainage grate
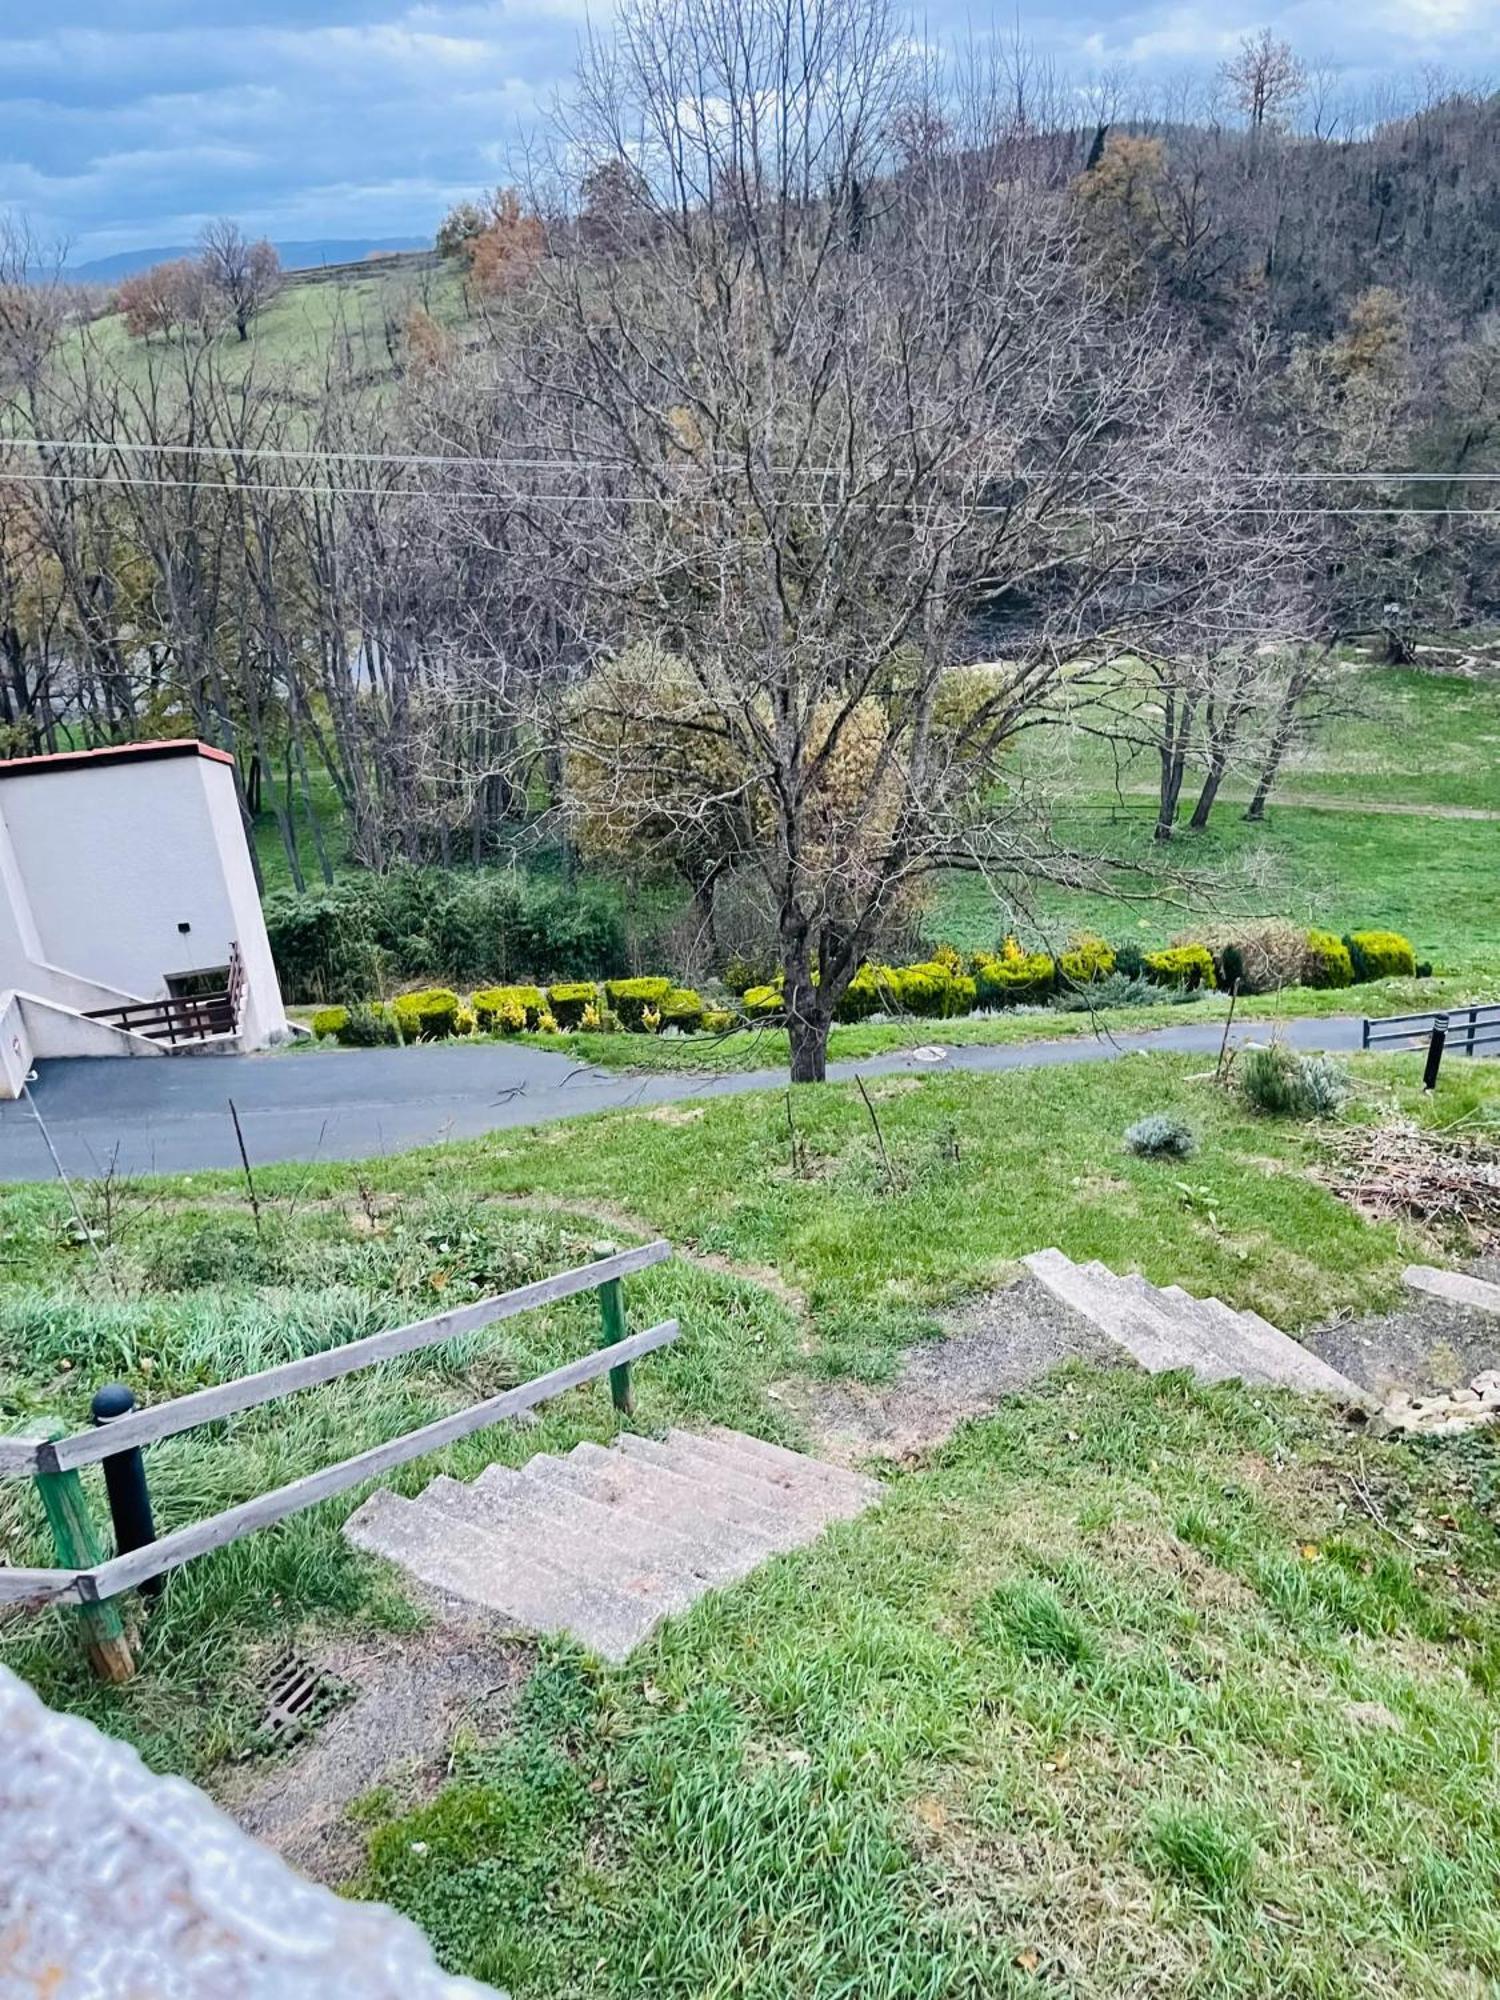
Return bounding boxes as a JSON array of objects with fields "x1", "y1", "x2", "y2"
[{"x1": 251, "y1": 1652, "x2": 349, "y2": 1754}]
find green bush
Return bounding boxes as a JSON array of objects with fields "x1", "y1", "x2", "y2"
[
  {"x1": 1057, "y1": 933, "x2": 1116, "y2": 987},
  {"x1": 390, "y1": 988, "x2": 461, "y2": 1041},
  {"x1": 1144, "y1": 944, "x2": 1216, "y2": 991},
  {"x1": 1238, "y1": 1044, "x2": 1352, "y2": 1119},
  {"x1": 473, "y1": 984, "x2": 544, "y2": 1031},
  {"x1": 310, "y1": 1006, "x2": 348, "y2": 1040},
  {"x1": 1113, "y1": 941, "x2": 1147, "y2": 980},
  {"x1": 336, "y1": 1003, "x2": 398, "y2": 1047},
  {"x1": 1303, "y1": 929, "x2": 1355, "y2": 989},
  {"x1": 262, "y1": 887, "x2": 382, "y2": 1003},
  {"x1": 659, "y1": 986, "x2": 706, "y2": 1031},
  {"x1": 721, "y1": 950, "x2": 778, "y2": 995},
  {"x1": 888, "y1": 961, "x2": 958, "y2": 1017},
  {"x1": 834, "y1": 963, "x2": 885, "y2": 1023},
  {"x1": 605, "y1": 976, "x2": 674, "y2": 1030},
  {"x1": 973, "y1": 946, "x2": 1055, "y2": 1008},
  {"x1": 1124, "y1": 1113, "x2": 1196, "y2": 1158},
  {"x1": 741, "y1": 983, "x2": 783, "y2": 1019},
  {"x1": 546, "y1": 981, "x2": 598, "y2": 1028},
  {"x1": 1344, "y1": 929, "x2": 1417, "y2": 982},
  {"x1": 370, "y1": 869, "x2": 628, "y2": 986},
  {"x1": 700, "y1": 1007, "x2": 737, "y2": 1034},
  {"x1": 1056, "y1": 971, "x2": 1170, "y2": 1012}
]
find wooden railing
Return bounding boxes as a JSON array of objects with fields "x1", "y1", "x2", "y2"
[
  {"x1": 0, "y1": 1240, "x2": 676, "y2": 1679},
  {"x1": 86, "y1": 941, "x2": 245, "y2": 1046}
]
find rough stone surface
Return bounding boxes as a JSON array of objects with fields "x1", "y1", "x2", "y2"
[
  {"x1": 343, "y1": 1430, "x2": 883, "y2": 1663},
  {"x1": 1403, "y1": 1264, "x2": 1500, "y2": 1317},
  {"x1": 789, "y1": 1274, "x2": 1116, "y2": 1461},
  {"x1": 0, "y1": 1662, "x2": 497, "y2": 1999},
  {"x1": 1304, "y1": 1280, "x2": 1500, "y2": 1401}
]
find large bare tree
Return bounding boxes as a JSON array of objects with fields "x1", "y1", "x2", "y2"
[{"x1": 498, "y1": 0, "x2": 1299, "y2": 1079}]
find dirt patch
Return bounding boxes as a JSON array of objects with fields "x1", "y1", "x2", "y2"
[
  {"x1": 215, "y1": 1616, "x2": 531, "y2": 1884},
  {"x1": 1304, "y1": 1282, "x2": 1500, "y2": 1400},
  {"x1": 792, "y1": 1274, "x2": 1117, "y2": 1462}
]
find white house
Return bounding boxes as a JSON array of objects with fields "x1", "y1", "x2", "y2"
[{"x1": 0, "y1": 739, "x2": 289, "y2": 1097}]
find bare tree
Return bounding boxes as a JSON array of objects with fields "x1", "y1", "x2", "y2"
[
  {"x1": 493, "y1": 0, "x2": 1301, "y2": 1081},
  {"x1": 198, "y1": 221, "x2": 282, "y2": 341},
  {"x1": 1220, "y1": 29, "x2": 1306, "y2": 135}
]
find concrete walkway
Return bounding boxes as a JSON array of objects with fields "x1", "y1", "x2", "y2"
[{"x1": 0, "y1": 1015, "x2": 1376, "y2": 1185}]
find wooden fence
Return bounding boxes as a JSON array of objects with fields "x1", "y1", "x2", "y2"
[{"x1": 0, "y1": 1241, "x2": 676, "y2": 1680}]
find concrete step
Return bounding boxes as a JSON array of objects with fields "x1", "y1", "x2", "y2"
[
  {"x1": 1109, "y1": 1270, "x2": 1249, "y2": 1383},
  {"x1": 1022, "y1": 1249, "x2": 1193, "y2": 1375},
  {"x1": 1076, "y1": 1259, "x2": 1236, "y2": 1379},
  {"x1": 616, "y1": 1431, "x2": 856, "y2": 1528},
  {"x1": 417, "y1": 1475, "x2": 706, "y2": 1615},
  {"x1": 521, "y1": 1446, "x2": 799, "y2": 1574},
  {"x1": 1160, "y1": 1285, "x2": 1363, "y2": 1397},
  {"x1": 1404, "y1": 1265, "x2": 1500, "y2": 1318},
  {"x1": 342, "y1": 1487, "x2": 660, "y2": 1660},
  {"x1": 470, "y1": 1462, "x2": 719, "y2": 1577},
  {"x1": 702, "y1": 1426, "x2": 885, "y2": 1505}
]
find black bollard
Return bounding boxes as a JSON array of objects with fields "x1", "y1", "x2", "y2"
[
  {"x1": 91, "y1": 1384, "x2": 161, "y2": 1597},
  {"x1": 1422, "y1": 1015, "x2": 1449, "y2": 1093}
]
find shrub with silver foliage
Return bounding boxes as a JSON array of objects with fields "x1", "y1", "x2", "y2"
[{"x1": 1124, "y1": 1113, "x2": 1197, "y2": 1158}]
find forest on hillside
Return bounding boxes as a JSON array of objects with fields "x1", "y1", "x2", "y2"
[{"x1": 1, "y1": 2, "x2": 1497, "y2": 1069}]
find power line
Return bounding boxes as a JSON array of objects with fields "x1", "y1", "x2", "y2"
[{"x1": 3, "y1": 435, "x2": 1500, "y2": 483}]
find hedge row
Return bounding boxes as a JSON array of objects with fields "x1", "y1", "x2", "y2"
[
  {"x1": 265, "y1": 868, "x2": 629, "y2": 1003},
  {"x1": 307, "y1": 923, "x2": 1422, "y2": 1045}
]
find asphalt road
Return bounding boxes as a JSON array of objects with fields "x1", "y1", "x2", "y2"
[{"x1": 0, "y1": 1015, "x2": 1380, "y2": 1186}]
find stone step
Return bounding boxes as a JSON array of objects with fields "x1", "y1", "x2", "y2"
[
  {"x1": 615, "y1": 1431, "x2": 854, "y2": 1528},
  {"x1": 1022, "y1": 1249, "x2": 1194, "y2": 1376},
  {"x1": 417, "y1": 1475, "x2": 706, "y2": 1617},
  {"x1": 1404, "y1": 1265, "x2": 1500, "y2": 1318},
  {"x1": 1160, "y1": 1285, "x2": 1363, "y2": 1398},
  {"x1": 470, "y1": 1462, "x2": 720, "y2": 1577},
  {"x1": 342, "y1": 1487, "x2": 660, "y2": 1660},
  {"x1": 1076, "y1": 1259, "x2": 1235, "y2": 1380},
  {"x1": 702, "y1": 1426, "x2": 885, "y2": 1505},
  {"x1": 1110, "y1": 1270, "x2": 1253, "y2": 1384},
  {"x1": 521, "y1": 1446, "x2": 803, "y2": 1573}
]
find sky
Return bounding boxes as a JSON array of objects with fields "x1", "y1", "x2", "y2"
[{"x1": 2, "y1": 1, "x2": 1497, "y2": 261}]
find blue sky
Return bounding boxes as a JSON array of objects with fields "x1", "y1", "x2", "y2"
[{"x1": 3, "y1": 2, "x2": 1497, "y2": 259}]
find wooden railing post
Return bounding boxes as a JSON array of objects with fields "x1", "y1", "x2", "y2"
[
  {"x1": 32, "y1": 1427, "x2": 135, "y2": 1683},
  {"x1": 594, "y1": 1246, "x2": 636, "y2": 1417}
]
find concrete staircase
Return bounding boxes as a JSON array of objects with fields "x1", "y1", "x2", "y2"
[
  {"x1": 1404, "y1": 1264, "x2": 1500, "y2": 1319},
  {"x1": 1022, "y1": 1248, "x2": 1365, "y2": 1398},
  {"x1": 344, "y1": 1427, "x2": 882, "y2": 1662}
]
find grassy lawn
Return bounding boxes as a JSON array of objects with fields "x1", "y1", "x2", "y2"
[{"x1": 3, "y1": 1056, "x2": 1498, "y2": 1994}]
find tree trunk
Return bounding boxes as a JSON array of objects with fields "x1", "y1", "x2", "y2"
[
  {"x1": 1246, "y1": 669, "x2": 1308, "y2": 822},
  {"x1": 1156, "y1": 746, "x2": 1186, "y2": 841},
  {"x1": 787, "y1": 1003, "x2": 830, "y2": 1083},
  {"x1": 1188, "y1": 752, "x2": 1226, "y2": 830}
]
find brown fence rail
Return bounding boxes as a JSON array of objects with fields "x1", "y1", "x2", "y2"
[
  {"x1": 0, "y1": 1240, "x2": 676, "y2": 1680},
  {"x1": 86, "y1": 942, "x2": 244, "y2": 1046}
]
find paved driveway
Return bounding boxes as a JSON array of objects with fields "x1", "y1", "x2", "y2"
[{"x1": 0, "y1": 1015, "x2": 1371, "y2": 1184}]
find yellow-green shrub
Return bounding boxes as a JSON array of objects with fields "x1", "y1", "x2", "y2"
[
  {"x1": 605, "y1": 976, "x2": 674, "y2": 1029},
  {"x1": 834, "y1": 964, "x2": 885, "y2": 1023},
  {"x1": 659, "y1": 987, "x2": 705, "y2": 1031},
  {"x1": 701, "y1": 1007, "x2": 736, "y2": 1034},
  {"x1": 1057, "y1": 933, "x2": 1116, "y2": 986},
  {"x1": 1303, "y1": 930, "x2": 1354, "y2": 989},
  {"x1": 973, "y1": 940, "x2": 1055, "y2": 1007},
  {"x1": 742, "y1": 983, "x2": 783, "y2": 1019},
  {"x1": 454, "y1": 1006, "x2": 477, "y2": 1036},
  {"x1": 390, "y1": 987, "x2": 461, "y2": 1039},
  {"x1": 473, "y1": 984, "x2": 544, "y2": 1030},
  {"x1": 1144, "y1": 944, "x2": 1216, "y2": 991},
  {"x1": 310, "y1": 1006, "x2": 348, "y2": 1040},
  {"x1": 1343, "y1": 930, "x2": 1416, "y2": 981},
  {"x1": 546, "y1": 980, "x2": 598, "y2": 1028}
]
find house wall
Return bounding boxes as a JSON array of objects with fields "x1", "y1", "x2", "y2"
[{"x1": 0, "y1": 748, "x2": 288, "y2": 1050}]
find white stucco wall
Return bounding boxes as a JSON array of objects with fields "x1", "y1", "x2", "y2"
[{"x1": 0, "y1": 745, "x2": 288, "y2": 1052}]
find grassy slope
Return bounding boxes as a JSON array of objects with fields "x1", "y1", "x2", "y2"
[{"x1": 1, "y1": 1055, "x2": 1496, "y2": 1995}]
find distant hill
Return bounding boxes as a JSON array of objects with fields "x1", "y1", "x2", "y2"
[{"x1": 65, "y1": 237, "x2": 430, "y2": 283}]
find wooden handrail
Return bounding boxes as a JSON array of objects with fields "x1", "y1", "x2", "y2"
[
  {"x1": 0, "y1": 1239, "x2": 672, "y2": 1479},
  {"x1": 0, "y1": 1318, "x2": 679, "y2": 1608}
]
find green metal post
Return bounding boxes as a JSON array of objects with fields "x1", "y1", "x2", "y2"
[
  {"x1": 33, "y1": 1437, "x2": 135, "y2": 1682},
  {"x1": 596, "y1": 1274, "x2": 635, "y2": 1417}
]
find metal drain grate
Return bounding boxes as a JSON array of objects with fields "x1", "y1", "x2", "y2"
[{"x1": 252, "y1": 1652, "x2": 349, "y2": 1754}]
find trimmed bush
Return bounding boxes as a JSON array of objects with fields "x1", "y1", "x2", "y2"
[
  {"x1": 310, "y1": 1006, "x2": 348, "y2": 1040},
  {"x1": 390, "y1": 987, "x2": 461, "y2": 1040},
  {"x1": 973, "y1": 942, "x2": 1055, "y2": 1008},
  {"x1": 659, "y1": 986, "x2": 706, "y2": 1032},
  {"x1": 546, "y1": 980, "x2": 598, "y2": 1029},
  {"x1": 1113, "y1": 941, "x2": 1147, "y2": 980},
  {"x1": 473, "y1": 984, "x2": 544, "y2": 1030},
  {"x1": 1125, "y1": 1113, "x2": 1196, "y2": 1159},
  {"x1": 701, "y1": 1007, "x2": 737, "y2": 1034},
  {"x1": 742, "y1": 983, "x2": 783, "y2": 1020},
  {"x1": 605, "y1": 976, "x2": 674, "y2": 1030},
  {"x1": 1303, "y1": 929, "x2": 1354, "y2": 989},
  {"x1": 1239, "y1": 1044, "x2": 1352, "y2": 1119},
  {"x1": 337, "y1": 1002, "x2": 398, "y2": 1047},
  {"x1": 888, "y1": 961, "x2": 965, "y2": 1018},
  {"x1": 1057, "y1": 933, "x2": 1116, "y2": 987},
  {"x1": 834, "y1": 964, "x2": 885, "y2": 1023},
  {"x1": 1144, "y1": 944, "x2": 1216, "y2": 991},
  {"x1": 1344, "y1": 929, "x2": 1417, "y2": 982}
]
